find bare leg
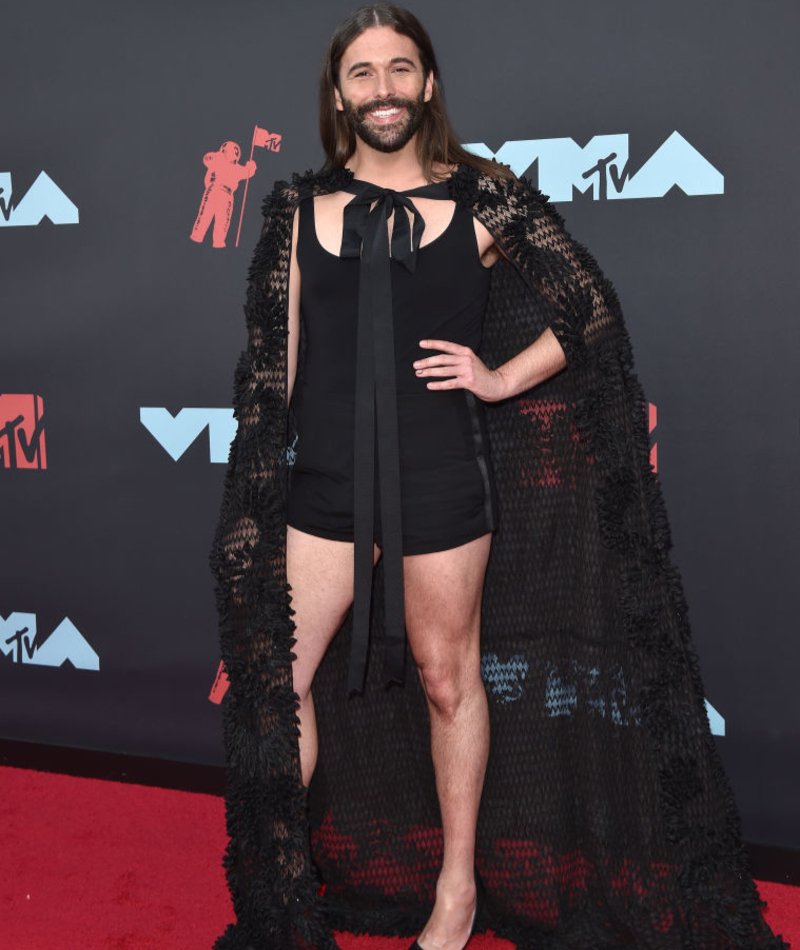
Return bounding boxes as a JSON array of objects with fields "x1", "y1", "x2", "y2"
[
  {"x1": 287, "y1": 525, "x2": 380, "y2": 786},
  {"x1": 403, "y1": 533, "x2": 492, "y2": 950}
]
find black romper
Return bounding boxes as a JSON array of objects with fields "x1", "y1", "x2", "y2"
[{"x1": 287, "y1": 193, "x2": 498, "y2": 554}]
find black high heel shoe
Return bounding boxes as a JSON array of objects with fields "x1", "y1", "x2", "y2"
[{"x1": 408, "y1": 870, "x2": 484, "y2": 950}]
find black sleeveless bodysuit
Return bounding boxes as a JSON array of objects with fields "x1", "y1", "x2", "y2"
[{"x1": 287, "y1": 192, "x2": 497, "y2": 555}]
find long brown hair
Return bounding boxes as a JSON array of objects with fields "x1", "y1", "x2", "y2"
[{"x1": 319, "y1": 4, "x2": 514, "y2": 183}]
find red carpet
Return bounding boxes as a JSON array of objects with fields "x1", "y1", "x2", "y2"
[{"x1": 1, "y1": 765, "x2": 795, "y2": 949}]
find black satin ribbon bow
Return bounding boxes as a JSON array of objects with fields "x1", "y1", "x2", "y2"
[{"x1": 340, "y1": 177, "x2": 451, "y2": 695}]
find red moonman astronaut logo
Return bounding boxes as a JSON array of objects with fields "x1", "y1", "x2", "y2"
[
  {"x1": 0, "y1": 394, "x2": 47, "y2": 470},
  {"x1": 190, "y1": 125, "x2": 281, "y2": 250}
]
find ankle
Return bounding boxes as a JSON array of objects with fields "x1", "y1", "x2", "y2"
[{"x1": 435, "y1": 870, "x2": 477, "y2": 904}]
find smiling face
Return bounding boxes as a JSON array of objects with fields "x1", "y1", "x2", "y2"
[{"x1": 334, "y1": 25, "x2": 433, "y2": 154}]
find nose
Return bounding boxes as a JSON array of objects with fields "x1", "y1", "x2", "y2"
[{"x1": 373, "y1": 67, "x2": 395, "y2": 99}]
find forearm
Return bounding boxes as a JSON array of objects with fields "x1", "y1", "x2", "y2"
[{"x1": 495, "y1": 327, "x2": 567, "y2": 400}]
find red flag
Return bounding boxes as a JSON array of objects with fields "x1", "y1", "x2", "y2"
[
  {"x1": 253, "y1": 126, "x2": 281, "y2": 151},
  {"x1": 235, "y1": 124, "x2": 283, "y2": 247}
]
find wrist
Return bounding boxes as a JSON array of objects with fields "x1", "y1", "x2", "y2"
[{"x1": 492, "y1": 366, "x2": 513, "y2": 402}]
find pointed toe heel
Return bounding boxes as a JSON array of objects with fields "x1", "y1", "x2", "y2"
[{"x1": 409, "y1": 869, "x2": 485, "y2": 950}]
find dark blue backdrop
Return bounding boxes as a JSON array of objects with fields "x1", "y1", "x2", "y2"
[{"x1": 1, "y1": 0, "x2": 797, "y2": 849}]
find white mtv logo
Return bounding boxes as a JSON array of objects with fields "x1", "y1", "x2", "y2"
[
  {"x1": 0, "y1": 613, "x2": 99, "y2": 670},
  {"x1": 140, "y1": 407, "x2": 236, "y2": 463},
  {"x1": 466, "y1": 131, "x2": 724, "y2": 202},
  {"x1": 0, "y1": 172, "x2": 79, "y2": 227}
]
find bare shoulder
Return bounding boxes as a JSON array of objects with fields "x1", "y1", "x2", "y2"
[{"x1": 314, "y1": 190, "x2": 352, "y2": 217}]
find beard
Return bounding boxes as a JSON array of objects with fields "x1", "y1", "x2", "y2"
[{"x1": 341, "y1": 89, "x2": 426, "y2": 153}]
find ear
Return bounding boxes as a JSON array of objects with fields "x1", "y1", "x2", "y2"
[
  {"x1": 423, "y1": 69, "x2": 434, "y2": 103},
  {"x1": 334, "y1": 83, "x2": 344, "y2": 112}
]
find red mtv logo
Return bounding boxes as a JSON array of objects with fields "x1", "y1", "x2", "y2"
[
  {"x1": 209, "y1": 660, "x2": 229, "y2": 704},
  {"x1": 0, "y1": 394, "x2": 47, "y2": 469}
]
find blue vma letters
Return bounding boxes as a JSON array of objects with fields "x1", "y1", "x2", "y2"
[
  {"x1": 1, "y1": 613, "x2": 99, "y2": 670},
  {"x1": 140, "y1": 407, "x2": 237, "y2": 463},
  {"x1": 466, "y1": 131, "x2": 724, "y2": 202},
  {"x1": 0, "y1": 172, "x2": 79, "y2": 227}
]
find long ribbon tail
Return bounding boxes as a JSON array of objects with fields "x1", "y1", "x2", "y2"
[
  {"x1": 348, "y1": 212, "x2": 378, "y2": 695},
  {"x1": 372, "y1": 201, "x2": 406, "y2": 686}
]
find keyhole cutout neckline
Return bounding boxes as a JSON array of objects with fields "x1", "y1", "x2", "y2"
[{"x1": 309, "y1": 193, "x2": 458, "y2": 261}]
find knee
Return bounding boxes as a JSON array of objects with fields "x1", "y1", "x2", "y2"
[{"x1": 418, "y1": 658, "x2": 479, "y2": 718}]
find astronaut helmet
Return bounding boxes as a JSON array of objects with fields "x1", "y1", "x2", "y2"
[{"x1": 220, "y1": 141, "x2": 241, "y2": 162}]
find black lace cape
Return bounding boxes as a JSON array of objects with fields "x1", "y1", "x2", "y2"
[{"x1": 209, "y1": 164, "x2": 787, "y2": 950}]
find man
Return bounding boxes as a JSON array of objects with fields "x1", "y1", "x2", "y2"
[
  {"x1": 210, "y1": 6, "x2": 787, "y2": 950},
  {"x1": 286, "y1": 15, "x2": 572, "y2": 950}
]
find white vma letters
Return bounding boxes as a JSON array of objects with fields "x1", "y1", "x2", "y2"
[
  {"x1": 140, "y1": 407, "x2": 237, "y2": 463},
  {"x1": 466, "y1": 131, "x2": 723, "y2": 202},
  {"x1": 0, "y1": 614, "x2": 99, "y2": 670}
]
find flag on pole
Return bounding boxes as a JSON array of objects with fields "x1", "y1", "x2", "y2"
[
  {"x1": 235, "y1": 124, "x2": 282, "y2": 247},
  {"x1": 253, "y1": 126, "x2": 282, "y2": 152}
]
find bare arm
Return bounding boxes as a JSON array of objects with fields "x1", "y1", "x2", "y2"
[
  {"x1": 415, "y1": 326, "x2": 566, "y2": 402},
  {"x1": 491, "y1": 324, "x2": 567, "y2": 397},
  {"x1": 488, "y1": 234, "x2": 568, "y2": 396},
  {"x1": 287, "y1": 207, "x2": 301, "y2": 406}
]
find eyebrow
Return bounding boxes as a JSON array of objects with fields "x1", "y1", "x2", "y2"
[{"x1": 345, "y1": 56, "x2": 417, "y2": 77}]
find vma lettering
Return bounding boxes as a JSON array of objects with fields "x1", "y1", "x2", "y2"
[
  {"x1": 140, "y1": 407, "x2": 236, "y2": 463},
  {"x1": 466, "y1": 131, "x2": 723, "y2": 202},
  {"x1": 0, "y1": 172, "x2": 79, "y2": 227},
  {"x1": 1, "y1": 614, "x2": 99, "y2": 671}
]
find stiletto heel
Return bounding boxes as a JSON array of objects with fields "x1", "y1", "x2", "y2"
[{"x1": 407, "y1": 868, "x2": 484, "y2": 950}]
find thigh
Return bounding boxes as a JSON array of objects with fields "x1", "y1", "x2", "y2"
[
  {"x1": 403, "y1": 533, "x2": 492, "y2": 669},
  {"x1": 287, "y1": 525, "x2": 379, "y2": 695}
]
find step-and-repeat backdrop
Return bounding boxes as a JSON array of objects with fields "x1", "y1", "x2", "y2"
[{"x1": 2, "y1": 0, "x2": 797, "y2": 848}]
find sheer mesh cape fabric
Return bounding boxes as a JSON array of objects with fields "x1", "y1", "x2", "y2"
[{"x1": 208, "y1": 163, "x2": 788, "y2": 950}]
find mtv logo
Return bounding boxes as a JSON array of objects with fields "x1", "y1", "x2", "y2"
[
  {"x1": 0, "y1": 393, "x2": 47, "y2": 469},
  {"x1": 208, "y1": 659, "x2": 230, "y2": 704},
  {"x1": 140, "y1": 407, "x2": 237, "y2": 462},
  {"x1": 466, "y1": 131, "x2": 724, "y2": 202},
  {"x1": 0, "y1": 614, "x2": 100, "y2": 671},
  {"x1": 0, "y1": 171, "x2": 79, "y2": 227}
]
